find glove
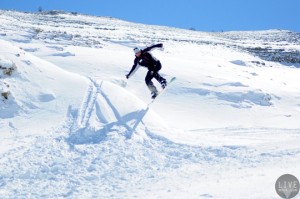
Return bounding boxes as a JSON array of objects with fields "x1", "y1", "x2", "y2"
[
  {"x1": 157, "y1": 43, "x2": 163, "y2": 48},
  {"x1": 125, "y1": 74, "x2": 130, "y2": 79}
]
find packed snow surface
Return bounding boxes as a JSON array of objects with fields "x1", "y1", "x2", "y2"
[{"x1": 0, "y1": 10, "x2": 300, "y2": 199}]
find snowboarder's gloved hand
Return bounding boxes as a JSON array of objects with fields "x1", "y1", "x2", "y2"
[
  {"x1": 125, "y1": 74, "x2": 130, "y2": 79},
  {"x1": 157, "y1": 43, "x2": 163, "y2": 48}
]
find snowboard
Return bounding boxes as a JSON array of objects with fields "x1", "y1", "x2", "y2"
[{"x1": 149, "y1": 77, "x2": 176, "y2": 104}]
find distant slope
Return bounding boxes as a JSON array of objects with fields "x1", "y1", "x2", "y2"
[{"x1": 0, "y1": 10, "x2": 299, "y2": 64}]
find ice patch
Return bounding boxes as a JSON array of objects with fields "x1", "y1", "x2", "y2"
[
  {"x1": 52, "y1": 52, "x2": 75, "y2": 57},
  {"x1": 230, "y1": 60, "x2": 247, "y2": 66},
  {"x1": 23, "y1": 48, "x2": 39, "y2": 52},
  {"x1": 46, "y1": 45, "x2": 64, "y2": 51},
  {"x1": 38, "y1": 92, "x2": 56, "y2": 102},
  {"x1": 203, "y1": 82, "x2": 248, "y2": 88}
]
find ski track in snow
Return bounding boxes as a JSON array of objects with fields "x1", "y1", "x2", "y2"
[
  {"x1": 69, "y1": 78, "x2": 134, "y2": 142},
  {"x1": 75, "y1": 79, "x2": 98, "y2": 130}
]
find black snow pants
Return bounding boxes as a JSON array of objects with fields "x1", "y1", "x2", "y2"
[{"x1": 145, "y1": 61, "x2": 166, "y2": 93}]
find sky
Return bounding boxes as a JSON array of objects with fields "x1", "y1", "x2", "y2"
[{"x1": 0, "y1": 0, "x2": 299, "y2": 32}]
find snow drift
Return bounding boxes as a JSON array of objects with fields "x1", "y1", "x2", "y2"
[{"x1": 0, "y1": 39, "x2": 89, "y2": 137}]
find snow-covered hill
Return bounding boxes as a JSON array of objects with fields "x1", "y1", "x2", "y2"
[{"x1": 0, "y1": 10, "x2": 300, "y2": 199}]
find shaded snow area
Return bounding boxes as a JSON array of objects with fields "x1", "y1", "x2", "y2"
[{"x1": 1, "y1": 10, "x2": 300, "y2": 199}]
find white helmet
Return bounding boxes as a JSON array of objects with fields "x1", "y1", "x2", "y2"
[{"x1": 133, "y1": 47, "x2": 141, "y2": 54}]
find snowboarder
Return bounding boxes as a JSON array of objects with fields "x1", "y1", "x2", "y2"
[{"x1": 126, "y1": 43, "x2": 167, "y2": 99}]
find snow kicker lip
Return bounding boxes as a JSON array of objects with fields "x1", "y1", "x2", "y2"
[{"x1": 67, "y1": 78, "x2": 166, "y2": 145}]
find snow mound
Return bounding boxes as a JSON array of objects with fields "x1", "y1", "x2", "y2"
[
  {"x1": 68, "y1": 78, "x2": 167, "y2": 144},
  {"x1": 0, "y1": 39, "x2": 89, "y2": 137}
]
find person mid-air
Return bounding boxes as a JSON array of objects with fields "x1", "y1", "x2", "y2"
[{"x1": 126, "y1": 43, "x2": 167, "y2": 99}]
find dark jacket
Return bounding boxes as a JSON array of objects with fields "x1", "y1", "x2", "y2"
[{"x1": 127, "y1": 43, "x2": 163, "y2": 78}]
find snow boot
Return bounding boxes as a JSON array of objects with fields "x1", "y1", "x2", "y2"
[
  {"x1": 147, "y1": 82, "x2": 159, "y2": 99},
  {"x1": 151, "y1": 91, "x2": 159, "y2": 99},
  {"x1": 160, "y1": 79, "x2": 167, "y2": 89}
]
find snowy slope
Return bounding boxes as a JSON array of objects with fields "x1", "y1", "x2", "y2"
[
  {"x1": 0, "y1": 10, "x2": 300, "y2": 199},
  {"x1": 0, "y1": 39, "x2": 89, "y2": 138}
]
